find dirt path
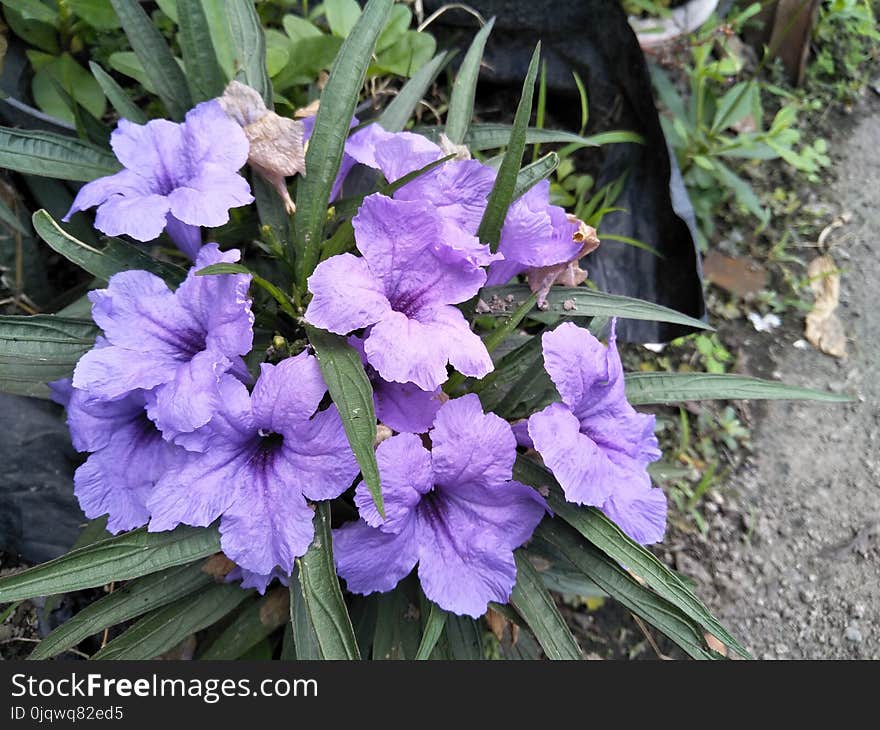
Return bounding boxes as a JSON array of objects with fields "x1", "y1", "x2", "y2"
[{"x1": 694, "y1": 97, "x2": 880, "y2": 659}]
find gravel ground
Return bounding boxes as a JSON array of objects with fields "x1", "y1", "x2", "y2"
[{"x1": 681, "y1": 94, "x2": 880, "y2": 659}]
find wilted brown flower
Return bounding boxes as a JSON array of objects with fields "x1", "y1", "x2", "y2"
[{"x1": 526, "y1": 216, "x2": 600, "y2": 309}]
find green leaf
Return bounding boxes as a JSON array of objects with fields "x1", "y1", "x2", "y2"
[
  {"x1": 29, "y1": 562, "x2": 213, "y2": 660},
  {"x1": 415, "y1": 601, "x2": 447, "y2": 660},
  {"x1": 265, "y1": 29, "x2": 292, "y2": 77},
  {"x1": 29, "y1": 51, "x2": 106, "y2": 125},
  {"x1": 513, "y1": 151, "x2": 558, "y2": 200},
  {"x1": 0, "y1": 526, "x2": 221, "y2": 603},
  {"x1": 108, "y1": 51, "x2": 159, "y2": 94},
  {"x1": 624, "y1": 372, "x2": 851, "y2": 405},
  {"x1": 306, "y1": 326, "x2": 382, "y2": 515},
  {"x1": 376, "y1": 3, "x2": 411, "y2": 52},
  {"x1": 225, "y1": 0, "x2": 272, "y2": 104},
  {"x1": 0, "y1": 127, "x2": 120, "y2": 181},
  {"x1": 92, "y1": 583, "x2": 249, "y2": 660},
  {"x1": 472, "y1": 333, "x2": 547, "y2": 415},
  {"x1": 455, "y1": 123, "x2": 643, "y2": 152},
  {"x1": 89, "y1": 62, "x2": 147, "y2": 124},
  {"x1": 535, "y1": 521, "x2": 719, "y2": 660},
  {"x1": 649, "y1": 65, "x2": 687, "y2": 120},
  {"x1": 294, "y1": 503, "x2": 361, "y2": 660},
  {"x1": 273, "y1": 35, "x2": 344, "y2": 91},
  {"x1": 480, "y1": 285, "x2": 711, "y2": 330},
  {"x1": 288, "y1": 566, "x2": 321, "y2": 660},
  {"x1": 68, "y1": 0, "x2": 120, "y2": 29},
  {"x1": 33, "y1": 210, "x2": 186, "y2": 285},
  {"x1": 379, "y1": 50, "x2": 451, "y2": 132},
  {"x1": 444, "y1": 615, "x2": 483, "y2": 659},
  {"x1": 0, "y1": 314, "x2": 97, "y2": 398},
  {"x1": 282, "y1": 14, "x2": 322, "y2": 41},
  {"x1": 325, "y1": 0, "x2": 362, "y2": 37},
  {"x1": 110, "y1": 0, "x2": 192, "y2": 120},
  {"x1": 513, "y1": 455, "x2": 749, "y2": 658},
  {"x1": 373, "y1": 584, "x2": 421, "y2": 660},
  {"x1": 373, "y1": 30, "x2": 436, "y2": 77},
  {"x1": 711, "y1": 81, "x2": 757, "y2": 134},
  {"x1": 444, "y1": 17, "x2": 495, "y2": 145},
  {"x1": 200, "y1": 588, "x2": 290, "y2": 659},
  {"x1": 1, "y1": 0, "x2": 59, "y2": 26},
  {"x1": 293, "y1": 0, "x2": 393, "y2": 286},
  {"x1": 478, "y1": 44, "x2": 541, "y2": 253},
  {"x1": 177, "y1": 0, "x2": 227, "y2": 101},
  {"x1": 509, "y1": 551, "x2": 582, "y2": 660}
]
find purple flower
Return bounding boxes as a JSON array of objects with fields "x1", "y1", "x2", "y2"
[
  {"x1": 226, "y1": 566, "x2": 290, "y2": 595},
  {"x1": 64, "y1": 100, "x2": 253, "y2": 259},
  {"x1": 527, "y1": 322, "x2": 666, "y2": 544},
  {"x1": 345, "y1": 123, "x2": 496, "y2": 235},
  {"x1": 147, "y1": 354, "x2": 359, "y2": 578},
  {"x1": 72, "y1": 244, "x2": 254, "y2": 439},
  {"x1": 305, "y1": 193, "x2": 495, "y2": 390},
  {"x1": 334, "y1": 395, "x2": 546, "y2": 617},
  {"x1": 485, "y1": 180, "x2": 583, "y2": 287},
  {"x1": 348, "y1": 335, "x2": 442, "y2": 434},
  {"x1": 51, "y1": 378, "x2": 180, "y2": 534}
]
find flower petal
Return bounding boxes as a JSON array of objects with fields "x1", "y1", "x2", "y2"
[
  {"x1": 64, "y1": 169, "x2": 152, "y2": 220},
  {"x1": 305, "y1": 253, "x2": 391, "y2": 334},
  {"x1": 373, "y1": 378, "x2": 442, "y2": 434},
  {"x1": 334, "y1": 518, "x2": 419, "y2": 595},
  {"x1": 430, "y1": 394, "x2": 516, "y2": 490},
  {"x1": 363, "y1": 311, "x2": 450, "y2": 390},
  {"x1": 527, "y1": 402, "x2": 616, "y2": 506},
  {"x1": 601, "y1": 481, "x2": 667, "y2": 545},
  {"x1": 93, "y1": 193, "x2": 171, "y2": 241},
  {"x1": 168, "y1": 165, "x2": 253, "y2": 227},
  {"x1": 72, "y1": 343, "x2": 176, "y2": 400},
  {"x1": 251, "y1": 353, "x2": 327, "y2": 431},
  {"x1": 110, "y1": 117, "x2": 184, "y2": 181},
  {"x1": 345, "y1": 123, "x2": 442, "y2": 183},
  {"x1": 355, "y1": 433, "x2": 432, "y2": 532},
  {"x1": 418, "y1": 306, "x2": 493, "y2": 380},
  {"x1": 183, "y1": 99, "x2": 250, "y2": 171}
]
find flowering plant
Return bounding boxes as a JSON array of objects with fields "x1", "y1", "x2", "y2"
[{"x1": 0, "y1": 0, "x2": 844, "y2": 660}]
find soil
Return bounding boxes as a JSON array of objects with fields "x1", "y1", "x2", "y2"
[{"x1": 671, "y1": 92, "x2": 880, "y2": 660}]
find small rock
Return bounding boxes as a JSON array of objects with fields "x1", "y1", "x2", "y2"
[
  {"x1": 845, "y1": 624, "x2": 863, "y2": 643},
  {"x1": 850, "y1": 603, "x2": 866, "y2": 619}
]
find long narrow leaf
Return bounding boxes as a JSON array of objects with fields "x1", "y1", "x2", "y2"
[
  {"x1": 380, "y1": 50, "x2": 451, "y2": 132},
  {"x1": 89, "y1": 62, "x2": 147, "y2": 124},
  {"x1": 414, "y1": 602, "x2": 446, "y2": 660},
  {"x1": 224, "y1": 0, "x2": 272, "y2": 104},
  {"x1": 625, "y1": 372, "x2": 850, "y2": 405},
  {"x1": 0, "y1": 526, "x2": 221, "y2": 602},
  {"x1": 444, "y1": 18, "x2": 495, "y2": 144},
  {"x1": 536, "y1": 522, "x2": 719, "y2": 660},
  {"x1": 480, "y1": 284, "x2": 711, "y2": 331},
  {"x1": 92, "y1": 583, "x2": 248, "y2": 659},
  {"x1": 477, "y1": 44, "x2": 541, "y2": 252},
  {"x1": 0, "y1": 314, "x2": 98, "y2": 398},
  {"x1": 513, "y1": 455, "x2": 749, "y2": 658},
  {"x1": 200, "y1": 587, "x2": 290, "y2": 660},
  {"x1": 444, "y1": 615, "x2": 483, "y2": 659},
  {"x1": 177, "y1": 0, "x2": 227, "y2": 101},
  {"x1": 509, "y1": 551, "x2": 582, "y2": 660},
  {"x1": 306, "y1": 325, "x2": 383, "y2": 515},
  {"x1": 294, "y1": 0, "x2": 393, "y2": 286},
  {"x1": 33, "y1": 209, "x2": 186, "y2": 285},
  {"x1": 465, "y1": 124, "x2": 643, "y2": 151},
  {"x1": 295, "y1": 503, "x2": 361, "y2": 660},
  {"x1": 513, "y1": 151, "x2": 558, "y2": 200},
  {"x1": 29, "y1": 562, "x2": 213, "y2": 660},
  {"x1": 110, "y1": 0, "x2": 192, "y2": 120},
  {"x1": 0, "y1": 127, "x2": 120, "y2": 181},
  {"x1": 289, "y1": 567, "x2": 320, "y2": 660}
]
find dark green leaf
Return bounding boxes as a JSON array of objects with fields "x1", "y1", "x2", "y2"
[
  {"x1": 0, "y1": 314, "x2": 97, "y2": 398},
  {"x1": 480, "y1": 285, "x2": 712, "y2": 330},
  {"x1": 293, "y1": 0, "x2": 393, "y2": 286},
  {"x1": 460, "y1": 123, "x2": 643, "y2": 152},
  {"x1": 0, "y1": 127, "x2": 120, "y2": 181},
  {"x1": 444, "y1": 614, "x2": 483, "y2": 659},
  {"x1": 253, "y1": 175, "x2": 290, "y2": 255},
  {"x1": 295, "y1": 503, "x2": 361, "y2": 660},
  {"x1": 624, "y1": 372, "x2": 850, "y2": 404},
  {"x1": 29, "y1": 562, "x2": 213, "y2": 660},
  {"x1": 373, "y1": 582, "x2": 421, "y2": 660},
  {"x1": 379, "y1": 50, "x2": 451, "y2": 132},
  {"x1": 200, "y1": 587, "x2": 290, "y2": 660},
  {"x1": 509, "y1": 551, "x2": 582, "y2": 660},
  {"x1": 477, "y1": 44, "x2": 540, "y2": 252},
  {"x1": 372, "y1": 30, "x2": 436, "y2": 77},
  {"x1": 33, "y1": 209, "x2": 186, "y2": 285},
  {"x1": 444, "y1": 17, "x2": 495, "y2": 145},
  {"x1": 110, "y1": 0, "x2": 192, "y2": 120},
  {"x1": 69, "y1": 0, "x2": 120, "y2": 29},
  {"x1": 0, "y1": 526, "x2": 221, "y2": 602},
  {"x1": 177, "y1": 0, "x2": 227, "y2": 101},
  {"x1": 92, "y1": 582, "x2": 249, "y2": 659},
  {"x1": 288, "y1": 567, "x2": 321, "y2": 660},
  {"x1": 414, "y1": 601, "x2": 446, "y2": 660},
  {"x1": 513, "y1": 151, "x2": 558, "y2": 200},
  {"x1": 306, "y1": 326, "x2": 382, "y2": 516},
  {"x1": 536, "y1": 521, "x2": 719, "y2": 660},
  {"x1": 513, "y1": 455, "x2": 749, "y2": 658},
  {"x1": 89, "y1": 61, "x2": 147, "y2": 124}
]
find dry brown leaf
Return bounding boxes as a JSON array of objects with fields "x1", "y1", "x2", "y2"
[
  {"x1": 702, "y1": 250, "x2": 768, "y2": 298},
  {"x1": 805, "y1": 254, "x2": 847, "y2": 358},
  {"x1": 485, "y1": 607, "x2": 518, "y2": 645},
  {"x1": 704, "y1": 632, "x2": 729, "y2": 657},
  {"x1": 201, "y1": 553, "x2": 236, "y2": 580},
  {"x1": 259, "y1": 587, "x2": 291, "y2": 628},
  {"x1": 527, "y1": 218, "x2": 600, "y2": 309}
]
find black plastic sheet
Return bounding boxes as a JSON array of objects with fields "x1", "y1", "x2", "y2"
[{"x1": 424, "y1": 0, "x2": 706, "y2": 341}]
